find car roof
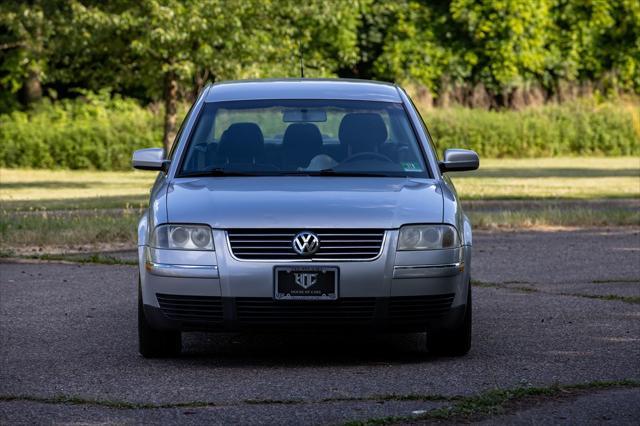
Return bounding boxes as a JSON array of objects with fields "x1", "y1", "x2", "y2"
[{"x1": 204, "y1": 79, "x2": 402, "y2": 103}]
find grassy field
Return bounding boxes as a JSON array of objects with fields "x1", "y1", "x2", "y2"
[
  {"x1": 0, "y1": 168, "x2": 154, "y2": 210},
  {"x1": 1, "y1": 157, "x2": 638, "y2": 211},
  {"x1": 1, "y1": 157, "x2": 639, "y2": 253},
  {"x1": 453, "y1": 157, "x2": 640, "y2": 200}
]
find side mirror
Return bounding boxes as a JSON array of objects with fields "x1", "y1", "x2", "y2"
[
  {"x1": 132, "y1": 148, "x2": 169, "y2": 171},
  {"x1": 439, "y1": 149, "x2": 479, "y2": 173}
]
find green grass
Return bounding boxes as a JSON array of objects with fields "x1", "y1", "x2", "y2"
[
  {"x1": 472, "y1": 280, "x2": 640, "y2": 304},
  {"x1": 0, "y1": 158, "x2": 638, "y2": 252},
  {"x1": 0, "y1": 251, "x2": 136, "y2": 265},
  {"x1": 0, "y1": 209, "x2": 140, "y2": 250},
  {"x1": 559, "y1": 292, "x2": 640, "y2": 305},
  {"x1": 450, "y1": 157, "x2": 640, "y2": 200},
  {"x1": 0, "y1": 168, "x2": 154, "y2": 210},
  {"x1": 344, "y1": 380, "x2": 639, "y2": 425},
  {"x1": 1, "y1": 380, "x2": 636, "y2": 416},
  {"x1": 467, "y1": 206, "x2": 640, "y2": 229},
  {"x1": 1, "y1": 157, "x2": 638, "y2": 211}
]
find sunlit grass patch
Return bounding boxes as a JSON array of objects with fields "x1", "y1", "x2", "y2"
[
  {"x1": 0, "y1": 158, "x2": 639, "y2": 252},
  {"x1": 0, "y1": 209, "x2": 140, "y2": 250},
  {"x1": 467, "y1": 207, "x2": 640, "y2": 229},
  {"x1": 451, "y1": 157, "x2": 640, "y2": 200},
  {"x1": 0, "y1": 168, "x2": 154, "y2": 210},
  {"x1": 1, "y1": 157, "x2": 639, "y2": 211}
]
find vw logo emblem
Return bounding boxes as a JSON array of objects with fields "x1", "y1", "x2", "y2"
[{"x1": 292, "y1": 231, "x2": 319, "y2": 256}]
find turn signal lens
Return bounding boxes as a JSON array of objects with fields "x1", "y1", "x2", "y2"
[
  {"x1": 397, "y1": 225, "x2": 459, "y2": 250},
  {"x1": 151, "y1": 225, "x2": 214, "y2": 250}
]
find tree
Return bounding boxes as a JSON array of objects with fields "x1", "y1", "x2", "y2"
[
  {"x1": 0, "y1": 1, "x2": 67, "y2": 110},
  {"x1": 450, "y1": 0, "x2": 552, "y2": 91},
  {"x1": 549, "y1": 0, "x2": 640, "y2": 94},
  {"x1": 2, "y1": 0, "x2": 638, "y2": 117},
  {"x1": 65, "y1": 0, "x2": 362, "y2": 152},
  {"x1": 66, "y1": 0, "x2": 249, "y2": 152},
  {"x1": 370, "y1": 1, "x2": 456, "y2": 93}
]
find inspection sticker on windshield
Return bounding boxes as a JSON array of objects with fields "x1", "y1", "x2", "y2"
[{"x1": 401, "y1": 162, "x2": 420, "y2": 171}]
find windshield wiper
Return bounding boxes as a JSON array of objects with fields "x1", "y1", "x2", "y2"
[
  {"x1": 179, "y1": 168, "x2": 261, "y2": 177},
  {"x1": 180, "y1": 168, "x2": 395, "y2": 178},
  {"x1": 313, "y1": 168, "x2": 392, "y2": 177}
]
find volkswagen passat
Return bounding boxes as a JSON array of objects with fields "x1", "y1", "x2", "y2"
[{"x1": 133, "y1": 79, "x2": 479, "y2": 358}]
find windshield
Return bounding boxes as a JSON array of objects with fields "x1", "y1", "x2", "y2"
[{"x1": 178, "y1": 99, "x2": 429, "y2": 178}]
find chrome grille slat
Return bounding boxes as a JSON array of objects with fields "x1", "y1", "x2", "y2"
[
  {"x1": 315, "y1": 233, "x2": 382, "y2": 236},
  {"x1": 230, "y1": 246, "x2": 293, "y2": 249},
  {"x1": 230, "y1": 240, "x2": 293, "y2": 243},
  {"x1": 227, "y1": 229, "x2": 385, "y2": 261},
  {"x1": 230, "y1": 234, "x2": 295, "y2": 238},
  {"x1": 318, "y1": 245, "x2": 381, "y2": 249}
]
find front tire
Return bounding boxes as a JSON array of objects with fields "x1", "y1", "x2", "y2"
[
  {"x1": 427, "y1": 281, "x2": 472, "y2": 356},
  {"x1": 138, "y1": 279, "x2": 181, "y2": 358}
]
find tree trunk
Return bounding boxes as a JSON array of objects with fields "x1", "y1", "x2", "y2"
[
  {"x1": 192, "y1": 69, "x2": 210, "y2": 101},
  {"x1": 163, "y1": 71, "x2": 178, "y2": 154},
  {"x1": 20, "y1": 67, "x2": 42, "y2": 106}
]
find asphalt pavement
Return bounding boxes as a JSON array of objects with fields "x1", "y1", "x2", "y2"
[{"x1": 1, "y1": 228, "x2": 639, "y2": 424}]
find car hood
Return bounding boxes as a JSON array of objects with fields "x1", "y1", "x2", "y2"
[{"x1": 166, "y1": 177, "x2": 443, "y2": 229}]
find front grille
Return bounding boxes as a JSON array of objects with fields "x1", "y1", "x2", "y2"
[
  {"x1": 389, "y1": 294, "x2": 455, "y2": 325},
  {"x1": 156, "y1": 293, "x2": 223, "y2": 324},
  {"x1": 227, "y1": 229, "x2": 385, "y2": 260},
  {"x1": 236, "y1": 298, "x2": 377, "y2": 326}
]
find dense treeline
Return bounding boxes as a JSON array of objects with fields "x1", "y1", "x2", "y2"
[{"x1": 1, "y1": 0, "x2": 639, "y2": 154}]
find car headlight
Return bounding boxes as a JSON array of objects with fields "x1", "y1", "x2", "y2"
[
  {"x1": 151, "y1": 224, "x2": 214, "y2": 250},
  {"x1": 397, "y1": 225, "x2": 459, "y2": 250}
]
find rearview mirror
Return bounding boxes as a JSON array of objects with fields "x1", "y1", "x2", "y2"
[
  {"x1": 132, "y1": 148, "x2": 168, "y2": 171},
  {"x1": 283, "y1": 109, "x2": 327, "y2": 122},
  {"x1": 439, "y1": 149, "x2": 479, "y2": 173}
]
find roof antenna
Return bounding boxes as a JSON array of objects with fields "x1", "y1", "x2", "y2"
[{"x1": 299, "y1": 41, "x2": 304, "y2": 78}]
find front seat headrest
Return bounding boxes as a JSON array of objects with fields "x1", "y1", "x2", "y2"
[
  {"x1": 218, "y1": 122, "x2": 264, "y2": 164},
  {"x1": 339, "y1": 113, "x2": 388, "y2": 155},
  {"x1": 282, "y1": 123, "x2": 323, "y2": 169}
]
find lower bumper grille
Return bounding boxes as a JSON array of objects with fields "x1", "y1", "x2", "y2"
[
  {"x1": 156, "y1": 293, "x2": 223, "y2": 324},
  {"x1": 236, "y1": 297, "x2": 377, "y2": 326},
  {"x1": 154, "y1": 294, "x2": 456, "y2": 330},
  {"x1": 389, "y1": 294, "x2": 455, "y2": 325}
]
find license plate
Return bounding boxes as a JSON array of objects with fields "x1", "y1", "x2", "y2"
[{"x1": 274, "y1": 266, "x2": 338, "y2": 300}]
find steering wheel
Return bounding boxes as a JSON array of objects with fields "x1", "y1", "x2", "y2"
[{"x1": 341, "y1": 152, "x2": 395, "y2": 164}]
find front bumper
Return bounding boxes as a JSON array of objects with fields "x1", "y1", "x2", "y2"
[{"x1": 139, "y1": 229, "x2": 471, "y2": 332}]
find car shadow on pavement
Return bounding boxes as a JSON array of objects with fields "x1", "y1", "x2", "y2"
[{"x1": 173, "y1": 331, "x2": 446, "y2": 366}]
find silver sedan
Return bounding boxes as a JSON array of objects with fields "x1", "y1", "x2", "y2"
[{"x1": 133, "y1": 79, "x2": 479, "y2": 358}]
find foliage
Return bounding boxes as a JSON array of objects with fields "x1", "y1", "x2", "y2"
[
  {"x1": 0, "y1": 1, "x2": 68, "y2": 109},
  {"x1": 0, "y1": 96, "x2": 637, "y2": 171},
  {"x1": 548, "y1": 0, "x2": 640, "y2": 93},
  {"x1": 39, "y1": 0, "x2": 364, "y2": 150},
  {"x1": 425, "y1": 100, "x2": 640, "y2": 157},
  {"x1": 363, "y1": 0, "x2": 639, "y2": 103},
  {"x1": 0, "y1": 91, "x2": 162, "y2": 170},
  {"x1": 1, "y1": 0, "x2": 638, "y2": 115}
]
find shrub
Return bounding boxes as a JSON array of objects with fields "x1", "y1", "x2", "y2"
[
  {"x1": 0, "y1": 91, "x2": 162, "y2": 170},
  {"x1": 423, "y1": 100, "x2": 639, "y2": 157},
  {"x1": 0, "y1": 95, "x2": 638, "y2": 170}
]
